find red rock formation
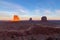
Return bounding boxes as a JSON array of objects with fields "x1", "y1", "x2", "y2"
[{"x1": 13, "y1": 15, "x2": 20, "y2": 21}]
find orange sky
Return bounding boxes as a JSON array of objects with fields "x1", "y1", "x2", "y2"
[{"x1": 0, "y1": 15, "x2": 60, "y2": 21}]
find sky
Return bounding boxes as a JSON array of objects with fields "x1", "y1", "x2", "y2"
[{"x1": 0, "y1": 0, "x2": 60, "y2": 20}]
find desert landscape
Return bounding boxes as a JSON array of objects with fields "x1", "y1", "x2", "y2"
[
  {"x1": 0, "y1": 20, "x2": 60, "y2": 40},
  {"x1": 0, "y1": 0, "x2": 60, "y2": 40}
]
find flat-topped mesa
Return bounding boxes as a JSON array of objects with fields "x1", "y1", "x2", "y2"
[{"x1": 41, "y1": 16, "x2": 47, "y2": 22}]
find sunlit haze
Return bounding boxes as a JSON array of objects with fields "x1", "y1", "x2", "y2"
[{"x1": 0, "y1": 0, "x2": 60, "y2": 20}]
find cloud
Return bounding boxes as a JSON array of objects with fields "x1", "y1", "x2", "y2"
[
  {"x1": 30, "y1": 9, "x2": 41, "y2": 16},
  {"x1": 0, "y1": 1, "x2": 30, "y2": 15},
  {"x1": 0, "y1": 0, "x2": 60, "y2": 20},
  {"x1": 0, "y1": 1, "x2": 31, "y2": 20},
  {"x1": 34, "y1": 9, "x2": 41, "y2": 14},
  {"x1": 55, "y1": 10, "x2": 60, "y2": 14},
  {"x1": 44, "y1": 10, "x2": 52, "y2": 14}
]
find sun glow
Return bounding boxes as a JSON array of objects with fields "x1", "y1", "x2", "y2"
[{"x1": 13, "y1": 15, "x2": 20, "y2": 21}]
